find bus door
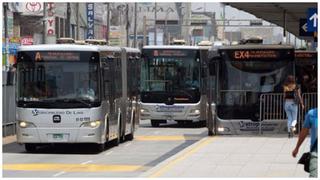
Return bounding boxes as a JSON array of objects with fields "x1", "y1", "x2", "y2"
[
  {"x1": 103, "y1": 55, "x2": 116, "y2": 131},
  {"x1": 208, "y1": 57, "x2": 219, "y2": 135}
]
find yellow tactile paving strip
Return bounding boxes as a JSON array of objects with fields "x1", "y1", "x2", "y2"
[{"x1": 3, "y1": 164, "x2": 143, "y2": 172}]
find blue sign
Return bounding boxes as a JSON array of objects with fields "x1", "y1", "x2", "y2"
[
  {"x1": 86, "y1": 3, "x2": 94, "y2": 39},
  {"x1": 307, "y1": 8, "x2": 317, "y2": 32},
  {"x1": 299, "y1": 19, "x2": 313, "y2": 37}
]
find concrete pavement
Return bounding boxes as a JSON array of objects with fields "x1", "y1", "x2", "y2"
[
  {"x1": 2, "y1": 134, "x2": 311, "y2": 178},
  {"x1": 141, "y1": 134, "x2": 311, "y2": 178}
]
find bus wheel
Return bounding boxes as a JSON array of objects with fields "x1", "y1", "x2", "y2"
[
  {"x1": 114, "y1": 117, "x2": 122, "y2": 146},
  {"x1": 208, "y1": 130, "x2": 214, "y2": 136},
  {"x1": 151, "y1": 120, "x2": 160, "y2": 127},
  {"x1": 25, "y1": 143, "x2": 37, "y2": 152},
  {"x1": 126, "y1": 131, "x2": 134, "y2": 141},
  {"x1": 95, "y1": 143, "x2": 105, "y2": 152},
  {"x1": 126, "y1": 113, "x2": 135, "y2": 141}
]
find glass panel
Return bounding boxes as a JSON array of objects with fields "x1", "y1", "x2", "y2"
[
  {"x1": 141, "y1": 49, "x2": 201, "y2": 103},
  {"x1": 141, "y1": 49, "x2": 200, "y2": 92},
  {"x1": 17, "y1": 62, "x2": 99, "y2": 102},
  {"x1": 217, "y1": 51, "x2": 293, "y2": 120}
]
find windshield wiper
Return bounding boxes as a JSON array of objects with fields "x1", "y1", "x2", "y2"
[
  {"x1": 73, "y1": 98, "x2": 92, "y2": 107},
  {"x1": 175, "y1": 89, "x2": 194, "y2": 99},
  {"x1": 55, "y1": 98, "x2": 92, "y2": 107}
]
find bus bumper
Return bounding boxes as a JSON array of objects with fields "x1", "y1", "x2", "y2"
[
  {"x1": 16, "y1": 127, "x2": 105, "y2": 144},
  {"x1": 140, "y1": 103, "x2": 201, "y2": 121}
]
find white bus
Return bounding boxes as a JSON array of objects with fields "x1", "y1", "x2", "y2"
[
  {"x1": 15, "y1": 44, "x2": 141, "y2": 152},
  {"x1": 208, "y1": 44, "x2": 295, "y2": 134},
  {"x1": 140, "y1": 45, "x2": 210, "y2": 128}
]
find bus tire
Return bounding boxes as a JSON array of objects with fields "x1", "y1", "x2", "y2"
[
  {"x1": 126, "y1": 112, "x2": 135, "y2": 141},
  {"x1": 126, "y1": 131, "x2": 134, "y2": 141},
  {"x1": 95, "y1": 143, "x2": 105, "y2": 152},
  {"x1": 114, "y1": 115, "x2": 122, "y2": 146},
  {"x1": 25, "y1": 143, "x2": 37, "y2": 152},
  {"x1": 208, "y1": 130, "x2": 214, "y2": 136},
  {"x1": 151, "y1": 120, "x2": 160, "y2": 127}
]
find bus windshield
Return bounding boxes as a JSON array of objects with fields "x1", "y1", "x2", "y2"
[
  {"x1": 295, "y1": 51, "x2": 317, "y2": 93},
  {"x1": 16, "y1": 51, "x2": 100, "y2": 108},
  {"x1": 141, "y1": 49, "x2": 200, "y2": 103},
  {"x1": 217, "y1": 48, "x2": 294, "y2": 120}
]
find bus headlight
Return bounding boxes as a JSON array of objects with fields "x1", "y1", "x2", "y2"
[
  {"x1": 218, "y1": 127, "x2": 225, "y2": 132},
  {"x1": 190, "y1": 109, "x2": 200, "y2": 115},
  {"x1": 140, "y1": 108, "x2": 149, "y2": 113},
  {"x1": 18, "y1": 121, "x2": 36, "y2": 128},
  {"x1": 81, "y1": 120, "x2": 101, "y2": 128}
]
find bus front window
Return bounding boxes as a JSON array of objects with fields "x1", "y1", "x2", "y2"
[
  {"x1": 17, "y1": 62, "x2": 99, "y2": 107},
  {"x1": 218, "y1": 54, "x2": 293, "y2": 120},
  {"x1": 141, "y1": 49, "x2": 201, "y2": 103}
]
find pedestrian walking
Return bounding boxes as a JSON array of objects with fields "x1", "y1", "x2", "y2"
[
  {"x1": 283, "y1": 75, "x2": 304, "y2": 138},
  {"x1": 292, "y1": 108, "x2": 318, "y2": 177}
]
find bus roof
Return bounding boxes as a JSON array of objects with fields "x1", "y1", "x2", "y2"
[
  {"x1": 143, "y1": 45, "x2": 199, "y2": 50},
  {"x1": 218, "y1": 44, "x2": 294, "y2": 50},
  {"x1": 18, "y1": 44, "x2": 121, "y2": 52}
]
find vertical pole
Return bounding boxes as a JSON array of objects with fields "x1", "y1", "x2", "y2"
[
  {"x1": 76, "y1": 3, "x2": 79, "y2": 40},
  {"x1": 3, "y1": 2, "x2": 9, "y2": 71},
  {"x1": 66, "y1": 3, "x2": 71, "y2": 37},
  {"x1": 43, "y1": 2, "x2": 47, "y2": 43},
  {"x1": 154, "y1": 2, "x2": 157, "y2": 45},
  {"x1": 126, "y1": 3, "x2": 129, "y2": 47},
  {"x1": 283, "y1": 10, "x2": 287, "y2": 44},
  {"x1": 106, "y1": 3, "x2": 110, "y2": 44},
  {"x1": 143, "y1": 16, "x2": 147, "y2": 46},
  {"x1": 133, "y1": 3, "x2": 137, "y2": 48},
  {"x1": 165, "y1": 11, "x2": 168, "y2": 45},
  {"x1": 222, "y1": 4, "x2": 225, "y2": 41}
]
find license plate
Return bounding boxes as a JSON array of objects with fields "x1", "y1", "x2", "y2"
[
  {"x1": 165, "y1": 114, "x2": 174, "y2": 120},
  {"x1": 53, "y1": 134, "x2": 63, "y2": 139}
]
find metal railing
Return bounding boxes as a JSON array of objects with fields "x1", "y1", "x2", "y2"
[
  {"x1": 259, "y1": 92, "x2": 318, "y2": 134},
  {"x1": 298, "y1": 93, "x2": 318, "y2": 132},
  {"x1": 259, "y1": 93, "x2": 286, "y2": 121},
  {"x1": 2, "y1": 83, "x2": 17, "y2": 137}
]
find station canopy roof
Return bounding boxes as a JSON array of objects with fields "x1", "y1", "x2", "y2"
[{"x1": 224, "y1": 3, "x2": 317, "y2": 40}]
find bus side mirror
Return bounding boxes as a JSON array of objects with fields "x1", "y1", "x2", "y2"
[{"x1": 208, "y1": 58, "x2": 218, "y2": 76}]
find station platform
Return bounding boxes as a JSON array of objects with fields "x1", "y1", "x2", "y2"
[{"x1": 141, "y1": 134, "x2": 311, "y2": 178}]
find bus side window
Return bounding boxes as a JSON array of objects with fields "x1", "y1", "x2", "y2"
[
  {"x1": 102, "y1": 57, "x2": 112, "y2": 98},
  {"x1": 208, "y1": 57, "x2": 219, "y2": 76}
]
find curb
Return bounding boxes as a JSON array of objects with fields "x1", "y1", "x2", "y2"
[{"x1": 139, "y1": 136, "x2": 214, "y2": 177}]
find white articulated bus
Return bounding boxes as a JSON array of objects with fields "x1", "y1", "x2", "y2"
[
  {"x1": 140, "y1": 45, "x2": 211, "y2": 128},
  {"x1": 15, "y1": 44, "x2": 140, "y2": 152}
]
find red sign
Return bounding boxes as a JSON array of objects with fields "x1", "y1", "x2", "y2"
[
  {"x1": 21, "y1": 37, "x2": 33, "y2": 45},
  {"x1": 46, "y1": 3, "x2": 55, "y2": 36},
  {"x1": 25, "y1": 2, "x2": 42, "y2": 13}
]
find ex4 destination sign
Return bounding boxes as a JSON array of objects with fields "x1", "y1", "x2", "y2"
[{"x1": 226, "y1": 49, "x2": 294, "y2": 61}]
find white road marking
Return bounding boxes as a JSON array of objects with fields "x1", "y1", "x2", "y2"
[
  {"x1": 124, "y1": 142, "x2": 132, "y2": 147},
  {"x1": 53, "y1": 171, "x2": 66, "y2": 177},
  {"x1": 81, "y1": 160, "x2": 93, "y2": 165},
  {"x1": 105, "y1": 151, "x2": 113, "y2": 156}
]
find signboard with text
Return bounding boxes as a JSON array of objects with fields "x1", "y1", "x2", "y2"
[
  {"x1": 307, "y1": 8, "x2": 318, "y2": 32},
  {"x1": 86, "y1": 3, "x2": 95, "y2": 39},
  {"x1": 21, "y1": 36, "x2": 33, "y2": 45},
  {"x1": 299, "y1": 19, "x2": 313, "y2": 37}
]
